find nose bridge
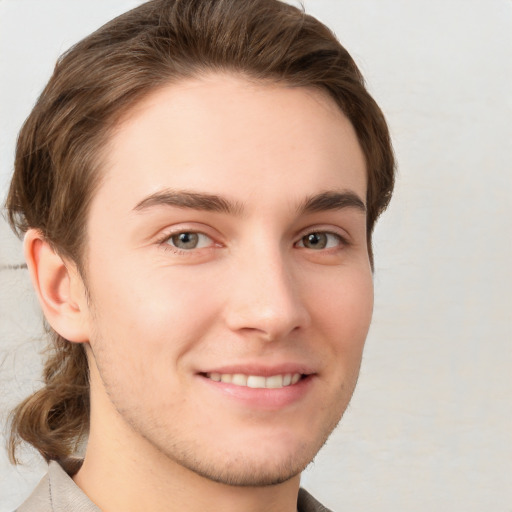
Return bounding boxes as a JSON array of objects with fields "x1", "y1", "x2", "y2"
[{"x1": 225, "y1": 237, "x2": 308, "y2": 340}]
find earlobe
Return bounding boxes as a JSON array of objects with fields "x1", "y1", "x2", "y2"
[{"x1": 24, "y1": 229, "x2": 90, "y2": 343}]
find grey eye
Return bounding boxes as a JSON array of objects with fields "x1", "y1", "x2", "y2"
[
  {"x1": 297, "y1": 232, "x2": 341, "y2": 250},
  {"x1": 302, "y1": 233, "x2": 327, "y2": 249},
  {"x1": 168, "y1": 232, "x2": 211, "y2": 250}
]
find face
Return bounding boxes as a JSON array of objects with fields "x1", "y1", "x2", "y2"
[{"x1": 81, "y1": 74, "x2": 372, "y2": 486}]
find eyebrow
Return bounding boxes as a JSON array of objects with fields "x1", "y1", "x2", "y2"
[
  {"x1": 298, "y1": 190, "x2": 366, "y2": 215},
  {"x1": 133, "y1": 189, "x2": 366, "y2": 216},
  {"x1": 133, "y1": 190, "x2": 244, "y2": 215}
]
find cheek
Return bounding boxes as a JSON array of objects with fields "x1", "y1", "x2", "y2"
[
  {"x1": 311, "y1": 266, "x2": 374, "y2": 352},
  {"x1": 87, "y1": 262, "x2": 222, "y2": 362}
]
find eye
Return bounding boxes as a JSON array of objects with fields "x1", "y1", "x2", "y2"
[
  {"x1": 165, "y1": 232, "x2": 213, "y2": 250},
  {"x1": 296, "y1": 232, "x2": 343, "y2": 250}
]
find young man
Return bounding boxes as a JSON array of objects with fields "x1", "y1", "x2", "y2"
[{"x1": 6, "y1": 0, "x2": 394, "y2": 511}]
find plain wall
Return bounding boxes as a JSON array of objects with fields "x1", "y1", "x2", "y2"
[{"x1": 1, "y1": 0, "x2": 511, "y2": 510}]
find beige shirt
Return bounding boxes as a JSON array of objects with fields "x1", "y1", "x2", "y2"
[{"x1": 15, "y1": 461, "x2": 332, "y2": 512}]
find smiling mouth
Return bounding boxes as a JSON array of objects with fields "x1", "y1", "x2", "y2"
[{"x1": 203, "y1": 372, "x2": 303, "y2": 389}]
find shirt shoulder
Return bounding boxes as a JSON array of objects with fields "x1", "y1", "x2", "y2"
[
  {"x1": 15, "y1": 461, "x2": 100, "y2": 512},
  {"x1": 14, "y1": 472, "x2": 52, "y2": 512},
  {"x1": 298, "y1": 487, "x2": 334, "y2": 512}
]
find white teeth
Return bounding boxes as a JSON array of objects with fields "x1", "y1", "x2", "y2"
[
  {"x1": 207, "y1": 372, "x2": 302, "y2": 389},
  {"x1": 247, "y1": 375, "x2": 266, "y2": 388},
  {"x1": 265, "y1": 375, "x2": 283, "y2": 388},
  {"x1": 232, "y1": 374, "x2": 247, "y2": 386}
]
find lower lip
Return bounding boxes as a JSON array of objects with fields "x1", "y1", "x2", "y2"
[{"x1": 197, "y1": 374, "x2": 314, "y2": 410}]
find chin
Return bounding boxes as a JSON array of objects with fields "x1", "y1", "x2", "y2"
[
  {"x1": 166, "y1": 448, "x2": 311, "y2": 487},
  {"x1": 151, "y1": 417, "x2": 341, "y2": 488}
]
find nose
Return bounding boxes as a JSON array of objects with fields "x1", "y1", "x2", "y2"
[{"x1": 223, "y1": 243, "x2": 310, "y2": 342}]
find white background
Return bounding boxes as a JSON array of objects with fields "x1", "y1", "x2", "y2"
[{"x1": 1, "y1": 1, "x2": 511, "y2": 510}]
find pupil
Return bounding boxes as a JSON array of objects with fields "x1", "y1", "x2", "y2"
[
  {"x1": 172, "y1": 232, "x2": 198, "y2": 249},
  {"x1": 305, "y1": 233, "x2": 327, "y2": 249}
]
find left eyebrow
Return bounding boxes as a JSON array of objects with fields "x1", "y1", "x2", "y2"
[{"x1": 297, "y1": 190, "x2": 366, "y2": 215}]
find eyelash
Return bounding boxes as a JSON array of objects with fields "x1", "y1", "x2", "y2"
[
  {"x1": 156, "y1": 228, "x2": 349, "y2": 255},
  {"x1": 295, "y1": 231, "x2": 347, "y2": 250},
  {"x1": 157, "y1": 230, "x2": 216, "y2": 255}
]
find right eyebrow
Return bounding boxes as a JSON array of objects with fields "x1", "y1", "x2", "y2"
[{"x1": 133, "y1": 189, "x2": 245, "y2": 216}]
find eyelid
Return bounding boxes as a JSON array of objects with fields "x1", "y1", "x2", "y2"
[
  {"x1": 154, "y1": 224, "x2": 221, "y2": 254},
  {"x1": 169, "y1": 232, "x2": 213, "y2": 249},
  {"x1": 294, "y1": 225, "x2": 350, "y2": 246},
  {"x1": 295, "y1": 232, "x2": 346, "y2": 250}
]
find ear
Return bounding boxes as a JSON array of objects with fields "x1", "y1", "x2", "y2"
[{"x1": 24, "y1": 229, "x2": 90, "y2": 343}]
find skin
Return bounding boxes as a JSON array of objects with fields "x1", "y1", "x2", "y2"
[{"x1": 26, "y1": 73, "x2": 373, "y2": 512}]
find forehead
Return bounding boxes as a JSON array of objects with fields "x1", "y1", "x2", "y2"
[{"x1": 93, "y1": 74, "x2": 366, "y2": 218}]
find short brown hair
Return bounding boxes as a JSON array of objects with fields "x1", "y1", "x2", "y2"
[{"x1": 6, "y1": 0, "x2": 395, "y2": 467}]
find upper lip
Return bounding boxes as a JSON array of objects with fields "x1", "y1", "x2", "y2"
[{"x1": 198, "y1": 363, "x2": 316, "y2": 377}]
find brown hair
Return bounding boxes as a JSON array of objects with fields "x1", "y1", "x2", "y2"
[{"x1": 6, "y1": 0, "x2": 395, "y2": 466}]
